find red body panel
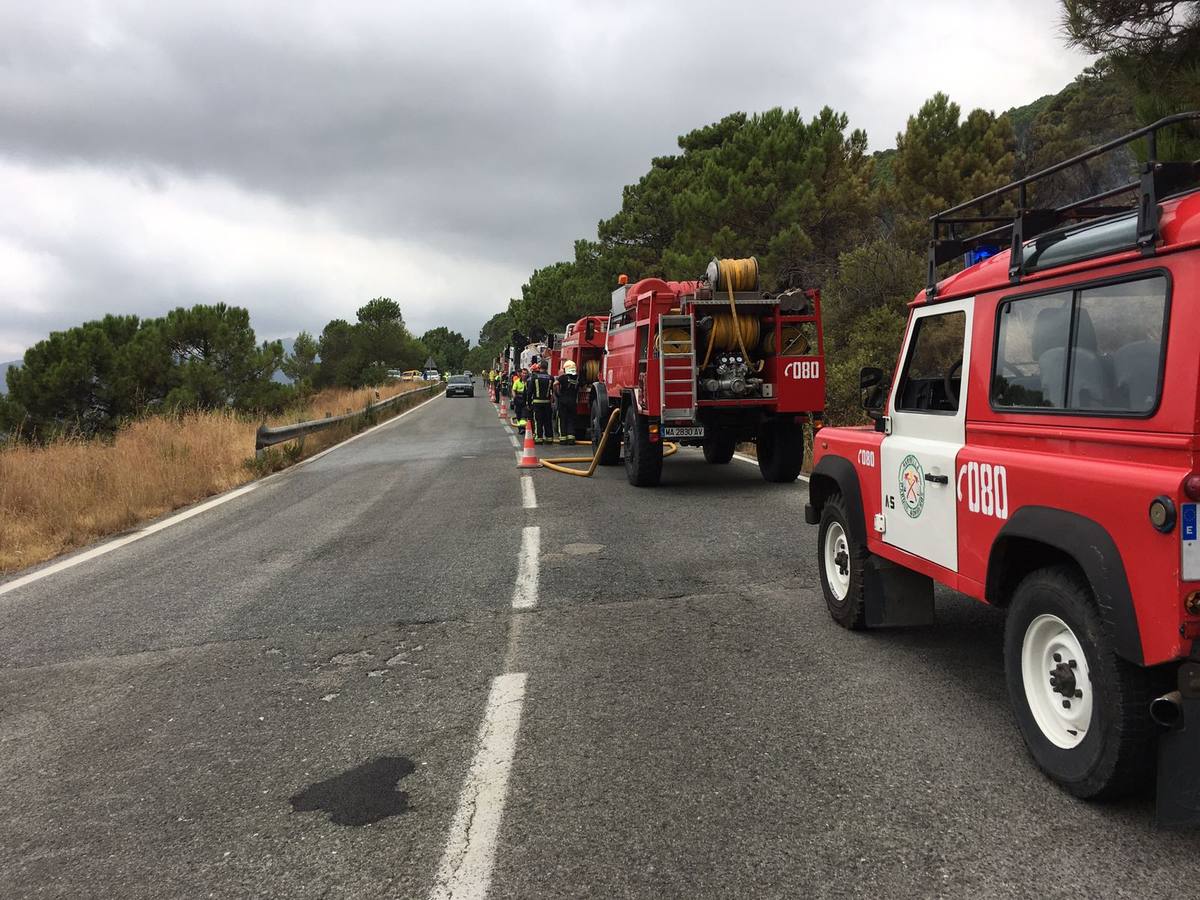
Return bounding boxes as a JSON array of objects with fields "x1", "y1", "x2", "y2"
[{"x1": 559, "y1": 316, "x2": 608, "y2": 415}]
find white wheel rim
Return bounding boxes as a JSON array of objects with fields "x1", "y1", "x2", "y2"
[
  {"x1": 823, "y1": 522, "x2": 851, "y2": 602},
  {"x1": 1020, "y1": 614, "x2": 1093, "y2": 749}
]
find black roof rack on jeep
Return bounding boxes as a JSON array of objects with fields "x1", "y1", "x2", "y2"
[{"x1": 926, "y1": 110, "x2": 1200, "y2": 298}]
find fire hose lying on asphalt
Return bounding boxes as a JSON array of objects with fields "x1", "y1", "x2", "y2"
[{"x1": 538, "y1": 408, "x2": 678, "y2": 477}]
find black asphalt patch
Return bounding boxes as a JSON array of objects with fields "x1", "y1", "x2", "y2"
[{"x1": 290, "y1": 756, "x2": 416, "y2": 826}]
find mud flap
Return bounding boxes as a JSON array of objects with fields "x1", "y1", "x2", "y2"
[
  {"x1": 863, "y1": 556, "x2": 935, "y2": 628},
  {"x1": 1157, "y1": 662, "x2": 1200, "y2": 827}
]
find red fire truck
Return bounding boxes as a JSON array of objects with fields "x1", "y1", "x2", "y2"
[
  {"x1": 805, "y1": 112, "x2": 1200, "y2": 824},
  {"x1": 589, "y1": 257, "x2": 825, "y2": 486},
  {"x1": 557, "y1": 315, "x2": 608, "y2": 438}
]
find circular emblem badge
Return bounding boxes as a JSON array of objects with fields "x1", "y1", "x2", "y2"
[{"x1": 898, "y1": 454, "x2": 925, "y2": 519}]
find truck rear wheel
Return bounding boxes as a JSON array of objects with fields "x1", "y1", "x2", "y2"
[
  {"x1": 757, "y1": 419, "x2": 804, "y2": 483},
  {"x1": 1004, "y1": 565, "x2": 1158, "y2": 799},
  {"x1": 702, "y1": 433, "x2": 735, "y2": 464},
  {"x1": 623, "y1": 406, "x2": 662, "y2": 487},
  {"x1": 592, "y1": 400, "x2": 621, "y2": 466},
  {"x1": 817, "y1": 492, "x2": 867, "y2": 630}
]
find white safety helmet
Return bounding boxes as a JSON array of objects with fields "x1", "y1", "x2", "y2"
[{"x1": 564, "y1": 360, "x2": 577, "y2": 374}]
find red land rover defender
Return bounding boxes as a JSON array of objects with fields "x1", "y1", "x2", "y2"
[{"x1": 805, "y1": 113, "x2": 1200, "y2": 825}]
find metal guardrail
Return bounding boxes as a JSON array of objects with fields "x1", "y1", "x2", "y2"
[{"x1": 255, "y1": 382, "x2": 443, "y2": 455}]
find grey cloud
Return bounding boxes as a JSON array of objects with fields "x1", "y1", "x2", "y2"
[{"x1": 0, "y1": 0, "x2": 1090, "y2": 355}]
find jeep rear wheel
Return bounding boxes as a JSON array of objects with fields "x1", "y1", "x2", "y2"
[
  {"x1": 817, "y1": 492, "x2": 867, "y2": 630},
  {"x1": 1004, "y1": 565, "x2": 1157, "y2": 799}
]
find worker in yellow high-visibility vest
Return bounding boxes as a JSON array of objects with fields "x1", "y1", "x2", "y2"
[{"x1": 511, "y1": 370, "x2": 527, "y2": 427}]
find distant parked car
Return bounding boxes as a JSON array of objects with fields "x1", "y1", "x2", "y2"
[
  {"x1": 424, "y1": 369, "x2": 440, "y2": 381},
  {"x1": 399, "y1": 369, "x2": 423, "y2": 382},
  {"x1": 464, "y1": 370, "x2": 473, "y2": 378},
  {"x1": 446, "y1": 374, "x2": 474, "y2": 398}
]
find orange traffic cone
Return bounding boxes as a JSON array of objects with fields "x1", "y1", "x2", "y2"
[
  {"x1": 499, "y1": 394, "x2": 507, "y2": 419},
  {"x1": 517, "y1": 419, "x2": 540, "y2": 469}
]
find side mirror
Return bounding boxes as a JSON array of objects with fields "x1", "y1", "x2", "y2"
[
  {"x1": 859, "y1": 366, "x2": 884, "y2": 392},
  {"x1": 860, "y1": 366, "x2": 889, "y2": 430}
]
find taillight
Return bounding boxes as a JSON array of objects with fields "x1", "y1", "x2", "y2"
[{"x1": 1185, "y1": 474, "x2": 1200, "y2": 501}]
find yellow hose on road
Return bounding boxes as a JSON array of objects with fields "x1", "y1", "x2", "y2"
[{"x1": 539, "y1": 408, "x2": 679, "y2": 477}]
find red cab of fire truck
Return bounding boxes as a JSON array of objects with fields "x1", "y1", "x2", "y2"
[
  {"x1": 589, "y1": 257, "x2": 825, "y2": 487},
  {"x1": 805, "y1": 113, "x2": 1200, "y2": 826},
  {"x1": 558, "y1": 315, "x2": 608, "y2": 437}
]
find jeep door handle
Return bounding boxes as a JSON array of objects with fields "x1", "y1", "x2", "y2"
[{"x1": 924, "y1": 473, "x2": 949, "y2": 485}]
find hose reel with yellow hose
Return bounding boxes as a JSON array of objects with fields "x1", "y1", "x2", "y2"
[{"x1": 760, "y1": 325, "x2": 810, "y2": 357}]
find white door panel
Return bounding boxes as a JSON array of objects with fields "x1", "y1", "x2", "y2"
[{"x1": 880, "y1": 298, "x2": 973, "y2": 572}]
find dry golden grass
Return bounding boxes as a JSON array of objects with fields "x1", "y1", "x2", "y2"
[{"x1": 0, "y1": 380, "x2": 431, "y2": 573}]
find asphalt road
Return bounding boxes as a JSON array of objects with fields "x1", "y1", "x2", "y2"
[{"x1": 2, "y1": 389, "x2": 1198, "y2": 899}]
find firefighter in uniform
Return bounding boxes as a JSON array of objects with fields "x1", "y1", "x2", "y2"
[
  {"x1": 529, "y1": 363, "x2": 553, "y2": 444},
  {"x1": 554, "y1": 360, "x2": 580, "y2": 444}
]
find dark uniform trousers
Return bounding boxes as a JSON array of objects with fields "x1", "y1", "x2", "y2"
[{"x1": 531, "y1": 374, "x2": 554, "y2": 442}]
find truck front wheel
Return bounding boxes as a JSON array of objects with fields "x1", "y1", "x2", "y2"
[
  {"x1": 623, "y1": 406, "x2": 663, "y2": 487},
  {"x1": 817, "y1": 492, "x2": 867, "y2": 630},
  {"x1": 757, "y1": 419, "x2": 804, "y2": 483},
  {"x1": 702, "y1": 433, "x2": 736, "y2": 464},
  {"x1": 1004, "y1": 565, "x2": 1158, "y2": 800}
]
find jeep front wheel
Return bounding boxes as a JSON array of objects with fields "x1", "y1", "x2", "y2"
[
  {"x1": 1004, "y1": 565, "x2": 1157, "y2": 799},
  {"x1": 817, "y1": 492, "x2": 867, "y2": 630}
]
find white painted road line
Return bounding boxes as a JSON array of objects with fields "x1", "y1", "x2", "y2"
[
  {"x1": 0, "y1": 483, "x2": 258, "y2": 598},
  {"x1": 0, "y1": 388, "x2": 445, "y2": 598},
  {"x1": 520, "y1": 477, "x2": 537, "y2": 509},
  {"x1": 508, "y1": 432, "x2": 519, "y2": 448},
  {"x1": 511, "y1": 526, "x2": 539, "y2": 610},
  {"x1": 429, "y1": 672, "x2": 528, "y2": 900},
  {"x1": 732, "y1": 451, "x2": 810, "y2": 482}
]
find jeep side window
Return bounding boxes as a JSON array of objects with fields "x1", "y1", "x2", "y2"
[
  {"x1": 896, "y1": 311, "x2": 965, "y2": 413},
  {"x1": 993, "y1": 275, "x2": 1168, "y2": 415},
  {"x1": 993, "y1": 292, "x2": 1072, "y2": 408}
]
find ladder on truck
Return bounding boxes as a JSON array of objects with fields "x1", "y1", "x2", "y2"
[{"x1": 658, "y1": 315, "x2": 696, "y2": 421}]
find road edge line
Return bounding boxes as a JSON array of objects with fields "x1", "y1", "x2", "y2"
[{"x1": 0, "y1": 389, "x2": 446, "y2": 596}]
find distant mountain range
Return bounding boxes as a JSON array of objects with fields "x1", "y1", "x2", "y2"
[
  {"x1": 0, "y1": 360, "x2": 17, "y2": 394},
  {"x1": 272, "y1": 337, "x2": 296, "y2": 384}
]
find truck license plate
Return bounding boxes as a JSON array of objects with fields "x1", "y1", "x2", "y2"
[{"x1": 663, "y1": 426, "x2": 704, "y2": 438}]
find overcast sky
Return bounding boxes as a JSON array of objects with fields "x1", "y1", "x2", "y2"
[{"x1": 0, "y1": 0, "x2": 1093, "y2": 359}]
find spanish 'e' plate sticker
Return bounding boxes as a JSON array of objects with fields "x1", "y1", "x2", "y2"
[{"x1": 1183, "y1": 503, "x2": 1200, "y2": 582}]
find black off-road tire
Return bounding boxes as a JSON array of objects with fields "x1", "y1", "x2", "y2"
[
  {"x1": 757, "y1": 419, "x2": 804, "y2": 483},
  {"x1": 817, "y1": 492, "x2": 868, "y2": 630},
  {"x1": 702, "y1": 433, "x2": 736, "y2": 464},
  {"x1": 1003, "y1": 565, "x2": 1159, "y2": 800},
  {"x1": 623, "y1": 406, "x2": 663, "y2": 487},
  {"x1": 592, "y1": 400, "x2": 621, "y2": 466}
]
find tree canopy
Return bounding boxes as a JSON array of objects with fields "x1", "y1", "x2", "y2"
[{"x1": 2, "y1": 304, "x2": 290, "y2": 439}]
